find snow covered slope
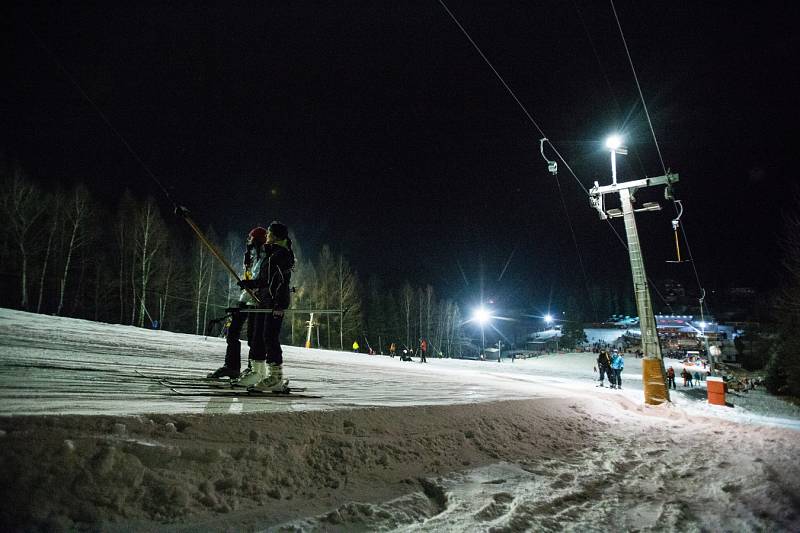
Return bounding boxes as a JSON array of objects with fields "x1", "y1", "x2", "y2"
[{"x1": 1, "y1": 308, "x2": 799, "y2": 531}]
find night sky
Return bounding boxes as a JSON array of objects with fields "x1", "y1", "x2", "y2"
[{"x1": 4, "y1": 1, "x2": 798, "y2": 312}]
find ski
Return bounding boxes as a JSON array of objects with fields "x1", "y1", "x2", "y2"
[
  {"x1": 169, "y1": 387, "x2": 321, "y2": 399},
  {"x1": 135, "y1": 369, "x2": 237, "y2": 384},
  {"x1": 136, "y1": 370, "x2": 317, "y2": 397},
  {"x1": 160, "y1": 379, "x2": 236, "y2": 389},
  {"x1": 162, "y1": 380, "x2": 307, "y2": 393}
]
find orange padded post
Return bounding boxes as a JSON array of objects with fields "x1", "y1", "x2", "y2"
[
  {"x1": 707, "y1": 376, "x2": 726, "y2": 406},
  {"x1": 642, "y1": 358, "x2": 670, "y2": 405}
]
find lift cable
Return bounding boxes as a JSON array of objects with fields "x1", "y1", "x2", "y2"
[
  {"x1": 439, "y1": 0, "x2": 672, "y2": 315},
  {"x1": 27, "y1": 24, "x2": 260, "y2": 304},
  {"x1": 610, "y1": 0, "x2": 710, "y2": 317},
  {"x1": 572, "y1": 0, "x2": 650, "y2": 180},
  {"x1": 437, "y1": 0, "x2": 597, "y2": 311}
]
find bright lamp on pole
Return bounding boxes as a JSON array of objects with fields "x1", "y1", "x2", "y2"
[
  {"x1": 544, "y1": 314, "x2": 553, "y2": 324},
  {"x1": 473, "y1": 307, "x2": 491, "y2": 325},
  {"x1": 605, "y1": 135, "x2": 622, "y2": 151}
]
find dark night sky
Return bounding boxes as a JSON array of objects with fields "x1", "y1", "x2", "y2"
[{"x1": 4, "y1": 1, "x2": 799, "y2": 312}]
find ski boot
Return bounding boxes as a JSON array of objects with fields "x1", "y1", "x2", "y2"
[
  {"x1": 234, "y1": 360, "x2": 267, "y2": 388},
  {"x1": 249, "y1": 364, "x2": 288, "y2": 393},
  {"x1": 207, "y1": 366, "x2": 240, "y2": 380}
]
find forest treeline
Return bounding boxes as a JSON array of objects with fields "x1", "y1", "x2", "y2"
[{"x1": 0, "y1": 166, "x2": 466, "y2": 356}]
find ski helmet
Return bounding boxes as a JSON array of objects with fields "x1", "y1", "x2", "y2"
[
  {"x1": 248, "y1": 227, "x2": 268, "y2": 244},
  {"x1": 267, "y1": 221, "x2": 288, "y2": 240}
]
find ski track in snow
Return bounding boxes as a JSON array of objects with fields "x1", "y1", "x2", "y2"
[{"x1": 1, "y1": 308, "x2": 799, "y2": 532}]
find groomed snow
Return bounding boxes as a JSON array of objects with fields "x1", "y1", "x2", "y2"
[{"x1": 1, "y1": 308, "x2": 798, "y2": 531}]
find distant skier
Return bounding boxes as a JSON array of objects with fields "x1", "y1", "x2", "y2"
[
  {"x1": 419, "y1": 338, "x2": 428, "y2": 363},
  {"x1": 207, "y1": 226, "x2": 267, "y2": 380},
  {"x1": 596, "y1": 349, "x2": 612, "y2": 387},
  {"x1": 667, "y1": 366, "x2": 676, "y2": 389},
  {"x1": 352, "y1": 340, "x2": 360, "y2": 353},
  {"x1": 235, "y1": 221, "x2": 295, "y2": 392},
  {"x1": 389, "y1": 342, "x2": 397, "y2": 358},
  {"x1": 610, "y1": 349, "x2": 624, "y2": 389}
]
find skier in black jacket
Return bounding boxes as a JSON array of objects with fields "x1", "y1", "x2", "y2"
[
  {"x1": 235, "y1": 221, "x2": 295, "y2": 391},
  {"x1": 596, "y1": 349, "x2": 612, "y2": 387}
]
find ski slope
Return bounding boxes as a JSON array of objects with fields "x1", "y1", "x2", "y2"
[{"x1": 1, "y1": 308, "x2": 799, "y2": 531}]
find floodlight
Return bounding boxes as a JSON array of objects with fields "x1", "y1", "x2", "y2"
[
  {"x1": 544, "y1": 314, "x2": 553, "y2": 324},
  {"x1": 605, "y1": 135, "x2": 622, "y2": 151},
  {"x1": 473, "y1": 307, "x2": 490, "y2": 325}
]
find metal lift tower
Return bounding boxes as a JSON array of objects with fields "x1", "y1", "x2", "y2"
[{"x1": 589, "y1": 135, "x2": 678, "y2": 405}]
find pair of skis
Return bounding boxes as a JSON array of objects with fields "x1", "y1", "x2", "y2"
[{"x1": 135, "y1": 370, "x2": 321, "y2": 399}]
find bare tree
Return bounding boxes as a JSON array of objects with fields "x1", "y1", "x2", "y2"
[
  {"x1": 56, "y1": 185, "x2": 92, "y2": 316},
  {"x1": 401, "y1": 282, "x2": 414, "y2": 349},
  {"x1": 36, "y1": 192, "x2": 61, "y2": 313},
  {"x1": 316, "y1": 245, "x2": 335, "y2": 347},
  {"x1": 200, "y1": 227, "x2": 220, "y2": 335},
  {"x1": 224, "y1": 231, "x2": 242, "y2": 307},
  {"x1": 0, "y1": 168, "x2": 47, "y2": 309},
  {"x1": 133, "y1": 197, "x2": 167, "y2": 328},
  {"x1": 425, "y1": 284, "x2": 434, "y2": 341},
  {"x1": 336, "y1": 253, "x2": 362, "y2": 351},
  {"x1": 114, "y1": 191, "x2": 137, "y2": 324},
  {"x1": 192, "y1": 236, "x2": 213, "y2": 334}
]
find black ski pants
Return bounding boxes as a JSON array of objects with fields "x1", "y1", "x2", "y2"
[
  {"x1": 225, "y1": 308, "x2": 251, "y2": 371},
  {"x1": 249, "y1": 311, "x2": 284, "y2": 366},
  {"x1": 598, "y1": 365, "x2": 611, "y2": 384}
]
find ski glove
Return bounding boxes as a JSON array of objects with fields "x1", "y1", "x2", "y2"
[{"x1": 237, "y1": 279, "x2": 257, "y2": 289}]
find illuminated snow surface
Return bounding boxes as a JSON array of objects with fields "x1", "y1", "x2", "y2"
[{"x1": 1, "y1": 308, "x2": 798, "y2": 532}]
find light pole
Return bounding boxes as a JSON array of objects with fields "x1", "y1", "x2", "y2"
[
  {"x1": 544, "y1": 314, "x2": 553, "y2": 353},
  {"x1": 473, "y1": 306, "x2": 490, "y2": 358},
  {"x1": 588, "y1": 135, "x2": 677, "y2": 405}
]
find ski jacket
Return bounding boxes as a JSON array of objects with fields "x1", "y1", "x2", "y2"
[
  {"x1": 238, "y1": 244, "x2": 267, "y2": 305},
  {"x1": 597, "y1": 351, "x2": 611, "y2": 368},
  {"x1": 248, "y1": 242, "x2": 295, "y2": 310},
  {"x1": 667, "y1": 367, "x2": 675, "y2": 378},
  {"x1": 611, "y1": 353, "x2": 624, "y2": 370}
]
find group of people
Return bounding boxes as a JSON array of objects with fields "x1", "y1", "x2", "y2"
[
  {"x1": 387, "y1": 339, "x2": 428, "y2": 362},
  {"x1": 666, "y1": 366, "x2": 708, "y2": 389},
  {"x1": 206, "y1": 221, "x2": 296, "y2": 393},
  {"x1": 595, "y1": 348, "x2": 624, "y2": 389}
]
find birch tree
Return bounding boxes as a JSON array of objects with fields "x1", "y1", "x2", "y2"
[
  {"x1": 336, "y1": 253, "x2": 363, "y2": 350},
  {"x1": 316, "y1": 245, "x2": 335, "y2": 347},
  {"x1": 200, "y1": 227, "x2": 220, "y2": 335},
  {"x1": 224, "y1": 231, "x2": 242, "y2": 307},
  {"x1": 425, "y1": 284, "x2": 434, "y2": 342},
  {"x1": 36, "y1": 192, "x2": 61, "y2": 313},
  {"x1": 56, "y1": 184, "x2": 92, "y2": 316},
  {"x1": 192, "y1": 235, "x2": 213, "y2": 334},
  {"x1": 0, "y1": 168, "x2": 47, "y2": 309},
  {"x1": 401, "y1": 282, "x2": 414, "y2": 349},
  {"x1": 133, "y1": 197, "x2": 167, "y2": 328},
  {"x1": 114, "y1": 191, "x2": 137, "y2": 324}
]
